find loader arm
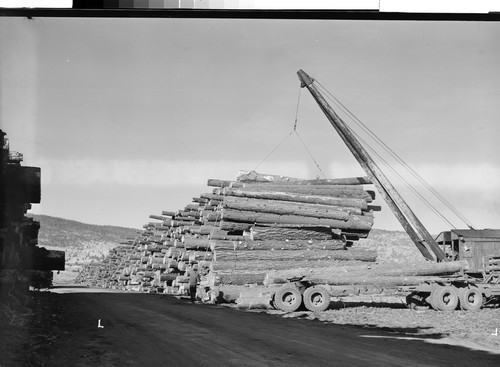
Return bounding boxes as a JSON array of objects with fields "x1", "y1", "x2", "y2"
[{"x1": 297, "y1": 69, "x2": 445, "y2": 261}]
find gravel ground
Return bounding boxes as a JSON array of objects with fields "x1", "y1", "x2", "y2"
[{"x1": 269, "y1": 298, "x2": 500, "y2": 354}]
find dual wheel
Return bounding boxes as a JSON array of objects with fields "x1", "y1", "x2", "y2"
[
  {"x1": 424, "y1": 285, "x2": 483, "y2": 311},
  {"x1": 273, "y1": 284, "x2": 330, "y2": 312}
]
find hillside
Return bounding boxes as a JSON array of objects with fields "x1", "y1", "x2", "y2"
[
  {"x1": 355, "y1": 227, "x2": 427, "y2": 263},
  {"x1": 32, "y1": 215, "x2": 140, "y2": 248},
  {"x1": 30, "y1": 215, "x2": 141, "y2": 283}
]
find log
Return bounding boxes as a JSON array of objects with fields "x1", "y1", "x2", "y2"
[
  {"x1": 207, "y1": 179, "x2": 235, "y2": 188},
  {"x1": 222, "y1": 188, "x2": 368, "y2": 210},
  {"x1": 166, "y1": 247, "x2": 182, "y2": 258},
  {"x1": 263, "y1": 260, "x2": 469, "y2": 286},
  {"x1": 189, "y1": 251, "x2": 213, "y2": 262},
  {"x1": 208, "y1": 233, "x2": 248, "y2": 241},
  {"x1": 236, "y1": 171, "x2": 372, "y2": 185},
  {"x1": 180, "y1": 237, "x2": 212, "y2": 251},
  {"x1": 214, "y1": 249, "x2": 376, "y2": 262},
  {"x1": 209, "y1": 239, "x2": 346, "y2": 251},
  {"x1": 183, "y1": 225, "x2": 222, "y2": 235},
  {"x1": 149, "y1": 215, "x2": 169, "y2": 221},
  {"x1": 200, "y1": 193, "x2": 224, "y2": 201},
  {"x1": 213, "y1": 272, "x2": 266, "y2": 285},
  {"x1": 228, "y1": 183, "x2": 374, "y2": 201},
  {"x1": 200, "y1": 259, "x2": 263, "y2": 272},
  {"x1": 249, "y1": 226, "x2": 334, "y2": 241},
  {"x1": 221, "y1": 209, "x2": 373, "y2": 231},
  {"x1": 216, "y1": 221, "x2": 252, "y2": 232},
  {"x1": 222, "y1": 196, "x2": 351, "y2": 221},
  {"x1": 203, "y1": 212, "x2": 223, "y2": 222},
  {"x1": 177, "y1": 211, "x2": 201, "y2": 218},
  {"x1": 235, "y1": 286, "x2": 281, "y2": 309},
  {"x1": 192, "y1": 197, "x2": 209, "y2": 204},
  {"x1": 171, "y1": 217, "x2": 200, "y2": 223}
]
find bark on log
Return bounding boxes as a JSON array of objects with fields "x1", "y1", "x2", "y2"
[
  {"x1": 189, "y1": 251, "x2": 213, "y2": 262},
  {"x1": 184, "y1": 225, "x2": 224, "y2": 235},
  {"x1": 221, "y1": 188, "x2": 368, "y2": 210},
  {"x1": 249, "y1": 226, "x2": 335, "y2": 241},
  {"x1": 149, "y1": 215, "x2": 169, "y2": 221},
  {"x1": 185, "y1": 204, "x2": 202, "y2": 211},
  {"x1": 207, "y1": 179, "x2": 235, "y2": 188},
  {"x1": 208, "y1": 233, "x2": 248, "y2": 241},
  {"x1": 200, "y1": 193, "x2": 224, "y2": 201},
  {"x1": 222, "y1": 196, "x2": 351, "y2": 221},
  {"x1": 203, "y1": 212, "x2": 223, "y2": 222},
  {"x1": 228, "y1": 183, "x2": 374, "y2": 201},
  {"x1": 177, "y1": 211, "x2": 201, "y2": 218},
  {"x1": 213, "y1": 272, "x2": 266, "y2": 285},
  {"x1": 206, "y1": 260, "x2": 352, "y2": 275},
  {"x1": 263, "y1": 260, "x2": 469, "y2": 286},
  {"x1": 209, "y1": 239, "x2": 346, "y2": 251},
  {"x1": 221, "y1": 209, "x2": 373, "y2": 231},
  {"x1": 236, "y1": 171, "x2": 372, "y2": 185},
  {"x1": 214, "y1": 249, "x2": 376, "y2": 262},
  {"x1": 215, "y1": 221, "x2": 253, "y2": 232},
  {"x1": 192, "y1": 197, "x2": 209, "y2": 204},
  {"x1": 157, "y1": 273, "x2": 178, "y2": 282},
  {"x1": 179, "y1": 237, "x2": 212, "y2": 251}
]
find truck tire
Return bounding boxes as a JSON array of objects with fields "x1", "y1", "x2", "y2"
[
  {"x1": 432, "y1": 286, "x2": 459, "y2": 311},
  {"x1": 303, "y1": 286, "x2": 330, "y2": 312},
  {"x1": 459, "y1": 287, "x2": 483, "y2": 311},
  {"x1": 274, "y1": 284, "x2": 303, "y2": 312}
]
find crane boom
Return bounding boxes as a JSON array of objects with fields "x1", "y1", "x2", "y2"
[{"x1": 297, "y1": 69, "x2": 445, "y2": 261}]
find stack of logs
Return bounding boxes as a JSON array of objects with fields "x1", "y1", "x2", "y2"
[
  {"x1": 0, "y1": 129, "x2": 65, "y2": 291},
  {"x1": 77, "y1": 171, "x2": 380, "y2": 295},
  {"x1": 77, "y1": 170, "x2": 470, "y2": 306}
]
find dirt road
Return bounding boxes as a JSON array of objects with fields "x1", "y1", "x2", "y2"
[{"x1": 31, "y1": 288, "x2": 497, "y2": 367}]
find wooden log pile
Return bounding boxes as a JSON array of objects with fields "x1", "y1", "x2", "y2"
[
  {"x1": 0, "y1": 129, "x2": 64, "y2": 291},
  {"x1": 76, "y1": 170, "x2": 380, "y2": 295},
  {"x1": 76, "y1": 170, "x2": 471, "y2": 308}
]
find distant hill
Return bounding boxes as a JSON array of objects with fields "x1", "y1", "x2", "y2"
[
  {"x1": 355, "y1": 228, "x2": 426, "y2": 263},
  {"x1": 32, "y1": 214, "x2": 140, "y2": 249},
  {"x1": 29, "y1": 215, "x2": 141, "y2": 284}
]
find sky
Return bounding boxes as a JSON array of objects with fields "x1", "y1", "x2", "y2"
[{"x1": 0, "y1": 16, "x2": 499, "y2": 233}]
